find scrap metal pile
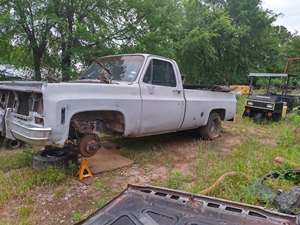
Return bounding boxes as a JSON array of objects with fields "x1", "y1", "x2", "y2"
[{"x1": 255, "y1": 170, "x2": 300, "y2": 215}]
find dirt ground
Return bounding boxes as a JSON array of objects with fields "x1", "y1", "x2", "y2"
[
  {"x1": 1, "y1": 107, "x2": 299, "y2": 225},
  {"x1": 0, "y1": 125, "x2": 242, "y2": 225}
]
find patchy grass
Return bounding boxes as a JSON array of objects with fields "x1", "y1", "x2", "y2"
[
  {"x1": 18, "y1": 205, "x2": 33, "y2": 221},
  {"x1": 118, "y1": 136, "x2": 171, "y2": 164},
  {"x1": 71, "y1": 211, "x2": 83, "y2": 223},
  {"x1": 159, "y1": 96, "x2": 300, "y2": 207},
  {"x1": 0, "y1": 148, "x2": 33, "y2": 172},
  {"x1": 0, "y1": 145, "x2": 66, "y2": 207},
  {"x1": 265, "y1": 177, "x2": 296, "y2": 192},
  {"x1": 191, "y1": 138, "x2": 279, "y2": 204},
  {"x1": 93, "y1": 175, "x2": 123, "y2": 208},
  {"x1": 0, "y1": 167, "x2": 66, "y2": 205},
  {"x1": 164, "y1": 171, "x2": 193, "y2": 190}
]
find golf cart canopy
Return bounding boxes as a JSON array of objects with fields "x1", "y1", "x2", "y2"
[{"x1": 249, "y1": 73, "x2": 288, "y2": 77}]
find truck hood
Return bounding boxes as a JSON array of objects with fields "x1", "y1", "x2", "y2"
[
  {"x1": 77, "y1": 185, "x2": 298, "y2": 225},
  {"x1": 0, "y1": 80, "x2": 124, "y2": 93},
  {"x1": 0, "y1": 81, "x2": 45, "y2": 93}
]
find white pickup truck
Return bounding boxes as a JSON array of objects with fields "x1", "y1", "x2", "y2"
[{"x1": 0, "y1": 54, "x2": 236, "y2": 156}]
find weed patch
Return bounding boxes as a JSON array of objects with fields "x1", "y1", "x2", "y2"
[
  {"x1": 18, "y1": 205, "x2": 33, "y2": 220},
  {"x1": 0, "y1": 167, "x2": 66, "y2": 205},
  {"x1": 0, "y1": 148, "x2": 33, "y2": 172},
  {"x1": 71, "y1": 212, "x2": 83, "y2": 223},
  {"x1": 165, "y1": 171, "x2": 193, "y2": 190}
]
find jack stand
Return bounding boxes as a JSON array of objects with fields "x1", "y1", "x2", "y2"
[{"x1": 77, "y1": 159, "x2": 93, "y2": 180}]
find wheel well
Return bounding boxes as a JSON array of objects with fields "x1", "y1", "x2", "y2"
[
  {"x1": 210, "y1": 109, "x2": 226, "y2": 120},
  {"x1": 68, "y1": 111, "x2": 125, "y2": 138}
]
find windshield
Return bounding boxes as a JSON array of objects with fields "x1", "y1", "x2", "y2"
[{"x1": 79, "y1": 55, "x2": 144, "y2": 82}]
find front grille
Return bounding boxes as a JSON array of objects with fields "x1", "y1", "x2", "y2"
[
  {"x1": 247, "y1": 100, "x2": 273, "y2": 109},
  {"x1": 253, "y1": 101, "x2": 268, "y2": 108},
  {"x1": 0, "y1": 90, "x2": 43, "y2": 116}
]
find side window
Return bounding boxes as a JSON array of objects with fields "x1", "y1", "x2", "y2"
[{"x1": 143, "y1": 59, "x2": 176, "y2": 87}]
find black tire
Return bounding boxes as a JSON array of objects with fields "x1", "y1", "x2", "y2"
[
  {"x1": 253, "y1": 112, "x2": 264, "y2": 123},
  {"x1": 0, "y1": 136, "x2": 5, "y2": 148},
  {"x1": 6, "y1": 139, "x2": 23, "y2": 149},
  {"x1": 199, "y1": 112, "x2": 222, "y2": 140},
  {"x1": 32, "y1": 148, "x2": 75, "y2": 170},
  {"x1": 272, "y1": 113, "x2": 282, "y2": 122}
]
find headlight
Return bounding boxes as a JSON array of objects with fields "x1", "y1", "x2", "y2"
[
  {"x1": 266, "y1": 104, "x2": 274, "y2": 109},
  {"x1": 35, "y1": 117, "x2": 44, "y2": 125},
  {"x1": 247, "y1": 101, "x2": 253, "y2": 106}
]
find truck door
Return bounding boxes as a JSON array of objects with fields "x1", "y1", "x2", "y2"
[{"x1": 139, "y1": 58, "x2": 185, "y2": 134}]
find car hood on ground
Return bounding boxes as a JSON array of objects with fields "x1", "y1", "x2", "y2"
[
  {"x1": 77, "y1": 185, "x2": 298, "y2": 225},
  {"x1": 0, "y1": 81, "x2": 45, "y2": 93}
]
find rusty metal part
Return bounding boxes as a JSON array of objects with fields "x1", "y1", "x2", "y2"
[
  {"x1": 0, "y1": 90, "x2": 43, "y2": 116},
  {"x1": 255, "y1": 170, "x2": 300, "y2": 215},
  {"x1": 79, "y1": 134, "x2": 100, "y2": 157},
  {"x1": 200, "y1": 171, "x2": 240, "y2": 195},
  {"x1": 77, "y1": 184, "x2": 299, "y2": 225},
  {"x1": 70, "y1": 111, "x2": 124, "y2": 136}
]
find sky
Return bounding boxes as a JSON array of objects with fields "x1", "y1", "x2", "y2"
[{"x1": 262, "y1": 0, "x2": 300, "y2": 33}]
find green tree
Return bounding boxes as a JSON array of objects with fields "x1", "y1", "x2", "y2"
[
  {"x1": 124, "y1": 0, "x2": 182, "y2": 59},
  {"x1": 0, "y1": 0, "x2": 297, "y2": 84},
  {"x1": 217, "y1": 0, "x2": 279, "y2": 81},
  {"x1": 281, "y1": 36, "x2": 300, "y2": 75},
  {"x1": 0, "y1": 0, "x2": 53, "y2": 80},
  {"x1": 49, "y1": 0, "x2": 146, "y2": 81},
  {"x1": 176, "y1": 0, "x2": 280, "y2": 85},
  {"x1": 176, "y1": 0, "x2": 239, "y2": 84}
]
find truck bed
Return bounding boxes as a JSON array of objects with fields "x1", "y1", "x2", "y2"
[{"x1": 77, "y1": 185, "x2": 299, "y2": 225}]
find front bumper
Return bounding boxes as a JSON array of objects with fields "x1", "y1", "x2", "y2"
[{"x1": 3, "y1": 109, "x2": 51, "y2": 145}]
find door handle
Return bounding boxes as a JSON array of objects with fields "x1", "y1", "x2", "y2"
[{"x1": 172, "y1": 89, "x2": 181, "y2": 94}]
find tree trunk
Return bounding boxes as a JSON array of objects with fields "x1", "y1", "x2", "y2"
[
  {"x1": 61, "y1": 39, "x2": 71, "y2": 81},
  {"x1": 61, "y1": 4, "x2": 74, "y2": 82},
  {"x1": 61, "y1": 52, "x2": 71, "y2": 81},
  {"x1": 32, "y1": 50, "x2": 42, "y2": 81}
]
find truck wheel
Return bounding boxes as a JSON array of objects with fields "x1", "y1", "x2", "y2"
[
  {"x1": 272, "y1": 113, "x2": 281, "y2": 121},
  {"x1": 253, "y1": 113, "x2": 264, "y2": 123},
  {"x1": 200, "y1": 112, "x2": 222, "y2": 140},
  {"x1": 32, "y1": 148, "x2": 71, "y2": 170},
  {"x1": 6, "y1": 140, "x2": 23, "y2": 149},
  {"x1": 79, "y1": 134, "x2": 100, "y2": 157}
]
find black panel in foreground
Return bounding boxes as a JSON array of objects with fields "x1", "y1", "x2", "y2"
[{"x1": 77, "y1": 185, "x2": 299, "y2": 225}]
